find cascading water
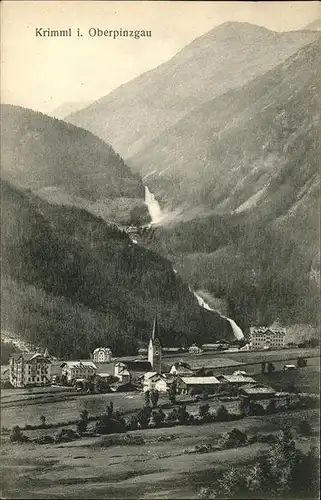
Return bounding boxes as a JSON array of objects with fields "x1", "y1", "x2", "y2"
[
  {"x1": 144, "y1": 185, "x2": 244, "y2": 340},
  {"x1": 192, "y1": 289, "x2": 244, "y2": 340},
  {"x1": 144, "y1": 185, "x2": 163, "y2": 224}
]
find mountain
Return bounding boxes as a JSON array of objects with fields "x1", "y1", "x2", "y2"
[
  {"x1": 135, "y1": 41, "x2": 320, "y2": 330},
  {"x1": 49, "y1": 101, "x2": 93, "y2": 120},
  {"x1": 1, "y1": 180, "x2": 235, "y2": 359},
  {"x1": 304, "y1": 19, "x2": 321, "y2": 31},
  {"x1": 129, "y1": 39, "x2": 321, "y2": 212},
  {"x1": 67, "y1": 22, "x2": 318, "y2": 159},
  {"x1": 0, "y1": 104, "x2": 148, "y2": 225}
]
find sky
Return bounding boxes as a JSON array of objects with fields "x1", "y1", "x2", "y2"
[{"x1": 1, "y1": 1, "x2": 320, "y2": 113}]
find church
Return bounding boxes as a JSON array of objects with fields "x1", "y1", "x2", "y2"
[
  {"x1": 148, "y1": 313, "x2": 162, "y2": 373},
  {"x1": 113, "y1": 314, "x2": 162, "y2": 385}
]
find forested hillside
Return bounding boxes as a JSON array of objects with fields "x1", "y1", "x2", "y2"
[
  {"x1": 1, "y1": 104, "x2": 148, "y2": 225},
  {"x1": 2, "y1": 181, "x2": 234, "y2": 358}
]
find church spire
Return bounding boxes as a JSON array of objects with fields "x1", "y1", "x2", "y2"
[
  {"x1": 152, "y1": 312, "x2": 159, "y2": 342},
  {"x1": 148, "y1": 312, "x2": 162, "y2": 373}
]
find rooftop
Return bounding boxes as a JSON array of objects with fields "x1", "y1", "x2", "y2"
[
  {"x1": 60, "y1": 361, "x2": 97, "y2": 369},
  {"x1": 180, "y1": 376, "x2": 221, "y2": 385},
  {"x1": 250, "y1": 327, "x2": 286, "y2": 335},
  {"x1": 240, "y1": 385, "x2": 276, "y2": 396},
  {"x1": 10, "y1": 352, "x2": 51, "y2": 362},
  {"x1": 124, "y1": 360, "x2": 153, "y2": 372},
  {"x1": 93, "y1": 347, "x2": 112, "y2": 353},
  {"x1": 142, "y1": 371, "x2": 160, "y2": 379},
  {"x1": 165, "y1": 356, "x2": 243, "y2": 371},
  {"x1": 220, "y1": 374, "x2": 255, "y2": 384}
]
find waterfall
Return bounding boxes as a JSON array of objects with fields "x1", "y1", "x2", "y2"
[
  {"x1": 144, "y1": 185, "x2": 163, "y2": 224},
  {"x1": 144, "y1": 185, "x2": 244, "y2": 341},
  {"x1": 193, "y1": 290, "x2": 244, "y2": 341}
]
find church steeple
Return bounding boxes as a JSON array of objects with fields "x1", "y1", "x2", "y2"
[
  {"x1": 151, "y1": 313, "x2": 160, "y2": 343},
  {"x1": 148, "y1": 313, "x2": 162, "y2": 373}
]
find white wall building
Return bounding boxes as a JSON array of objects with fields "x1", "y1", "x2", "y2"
[
  {"x1": 93, "y1": 347, "x2": 112, "y2": 363},
  {"x1": 141, "y1": 372, "x2": 168, "y2": 392},
  {"x1": 60, "y1": 361, "x2": 97, "y2": 384},
  {"x1": 114, "y1": 362, "x2": 131, "y2": 384},
  {"x1": 189, "y1": 344, "x2": 202, "y2": 354},
  {"x1": 249, "y1": 327, "x2": 286, "y2": 349},
  {"x1": 170, "y1": 361, "x2": 194, "y2": 377},
  {"x1": 10, "y1": 353, "x2": 51, "y2": 388}
]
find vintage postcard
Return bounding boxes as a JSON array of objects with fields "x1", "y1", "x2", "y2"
[{"x1": 1, "y1": 1, "x2": 320, "y2": 498}]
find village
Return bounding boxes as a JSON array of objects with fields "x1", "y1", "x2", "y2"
[
  {"x1": 5, "y1": 316, "x2": 317, "y2": 403},
  {"x1": 2, "y1": 314, "x2": 319, "y2": 499}
]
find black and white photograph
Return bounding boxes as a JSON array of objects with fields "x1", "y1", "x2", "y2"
[{"x1": 1, "y1": 1, "x2": 320, "y2": 498}]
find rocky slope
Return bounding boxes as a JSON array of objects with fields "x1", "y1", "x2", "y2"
[
  {"x1": 67, "y1": 22, "x2": 318, "y2": 159},
  {"x1": 129, "y1": 39, "x2": 321, "y2": 213},
  {"x1": 49, "y1": 101, "x2": 93, "y2": 120}
]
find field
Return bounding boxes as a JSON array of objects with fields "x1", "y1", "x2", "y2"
[
  {"x1": 1, "y1": 409, "x2": 319, "y2": 499},
  {"x1": 166, "y1": 347, "x2": 319, "y2": 366}
]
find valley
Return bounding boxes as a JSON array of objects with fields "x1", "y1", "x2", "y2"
[{"x1": 1, "y1": 13, "x2": 320, "y2": 500}]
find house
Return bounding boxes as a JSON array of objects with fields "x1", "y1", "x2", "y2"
[
  {"x1": 170, "y1": 361, "x2": 194, "y2": 377},
  {"x1": 141, "y1": 372, "x2": 168, "y2": 392},
  {"x1": 285, "y1": 342, "x2": 298, "y2": 348},
  {"x1": 124, "y1": 360, "x2": 153, "y2": 382},
  {"x1": 114, "y1": 362, "x2": 131, "y2": 383},
  {"x1": 239, "y1": 384, "x2": 276, "y2": 400},
  {"x1": 148, "y1": 313, "x2": 162, "y2": 373},
  {"x1": 249, "y1": 327, "x2": 286, "y2": 349},
  {"x1": 239, "y1": 343, "x2": 250, "y2": 351},
  {"x1": 188, "y1": 344, "x2": 202, "y2": 354},
  {"x1": 10, "y1": 352, "x2": 51, "y2": 388},
  {"x1": 1, "y1": 367, "x2": 10, "y2": 382},
  {"x1": 93, "y1": 347, "x2": 112, "y2": 363},
  {"x1": 138, "y1": 348, "x2": 148, "y2": 356},
  {"x1": 176, "y1": 376, "x2": 221, "y2": 395},
  {"x1": 201, "y1": 343, "x2": 228, "y2": 351},
  {"x1": 163, "y1": 347, "x2": 185, "y2": 354},
  {"x1": 114, "y1": 359, "x2": 153, "y2": 383},
  {"x1": 110, "y1": 381, "x2": 138, "y2": 392},
  {"x1": 60, "y1": 361, "x2": 97, "y2": 384}
]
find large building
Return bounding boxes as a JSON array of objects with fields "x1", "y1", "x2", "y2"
[
  {"x1": 148, "y1": 314, "x2": 162, "y2": 374},
  {"x1": 9, "y1": 352, "x2": 51, "y2": 388},
  {"x1": 93, "y1": 347, "x2": 112, "y2": 363},
  {"x1": 249, "y1": 327, "x2": 286, "y2": 349},
  {"x1": 176, "y1": 376, "x2": 221, "y2": 395},
  {"x1": 60, "y1": 361, "x2": 97, "y2": 384},
  {"x1": 188, "y1": 344, "x2": 202, "y2": 354}
]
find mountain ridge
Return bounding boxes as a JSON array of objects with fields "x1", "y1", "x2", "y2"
[
  {"x1": 0, "y1": 104, "x2": 149, "y2": 225},
  {"x1": 67, "y1": 22, "x2": 319, "y2": 159},
  {"x1": 128, "y1": 39, "x2": 320, "y2": 214}
]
